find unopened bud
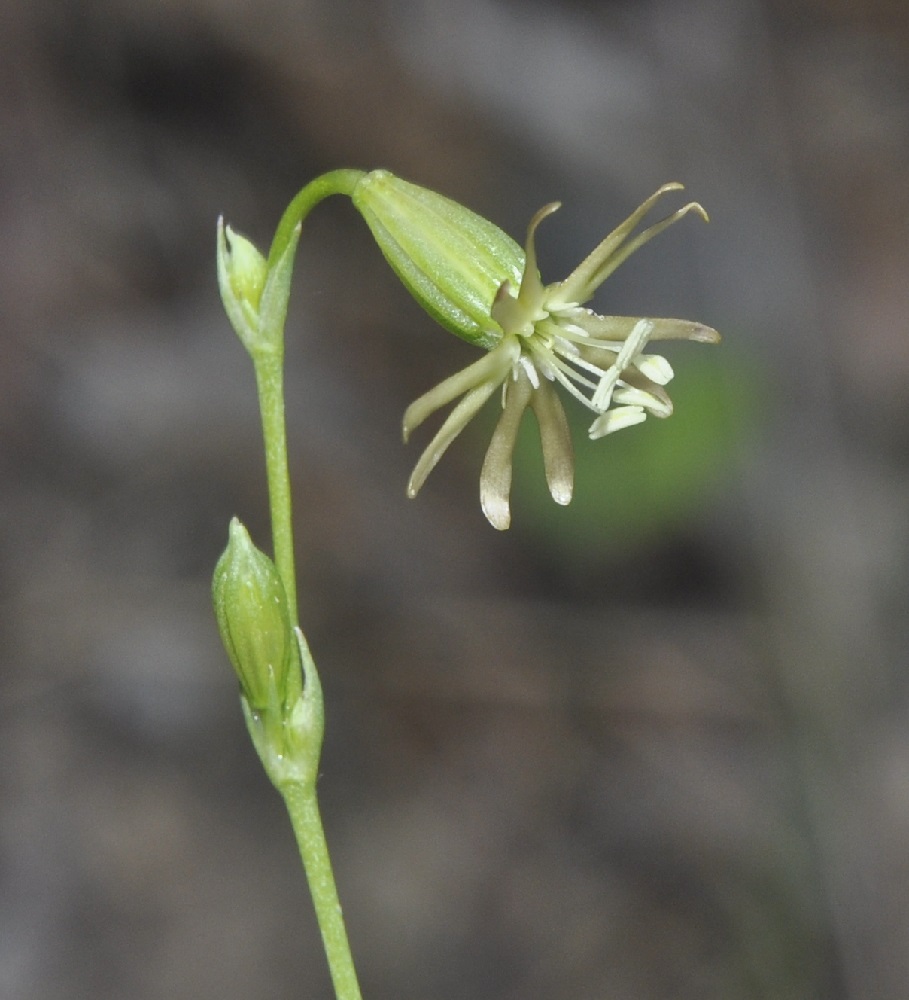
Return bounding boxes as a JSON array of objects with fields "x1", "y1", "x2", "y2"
[
  {"x1": 212, "y1": 518, "x2": 295, "y2": 712},
  {"x1": 221, "y1": 225, "x2": 267, "y2": 310}
]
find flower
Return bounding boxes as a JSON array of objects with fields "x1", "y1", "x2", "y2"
[{"x1": 398, "y1": 183, "x2": 720, "y2": 529}]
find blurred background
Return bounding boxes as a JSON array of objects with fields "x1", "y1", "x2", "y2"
[{"x1": 3, "y1": 0, "x2": 909, "y2": 997}]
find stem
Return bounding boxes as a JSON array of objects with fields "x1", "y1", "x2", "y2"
[
  {"x1": 254, "y1": 354, "x2": 299, "y2": 628},
  {"x1": 283, "y1": 783, "x2": 364, "y2": 1000},
  {"x1": 247, "y1": 169, "x2": 369, "y2": 998},
  {"x1": 253, "y1": 168, "x2": 366, "y2": 629},
  {"x1": 268, "y1": 169, "x2": 366, "y2": 271}
]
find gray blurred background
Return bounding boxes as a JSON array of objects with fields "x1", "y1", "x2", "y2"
[{"x1": 3, "y1": 0, "x2": 909, "y2": 998}]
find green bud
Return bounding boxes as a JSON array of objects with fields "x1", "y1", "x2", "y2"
[
  {"x1": 351, "y1": 169, "x2": 524, "y2": 350},
  {"x1": 217, "y1": 219, "x2": 302, "y2": 359},
  {"x1": 227, "y1": 229, "x2": 268, "y2": 308},
  {"x1": 218, "y1": 222, "x2": 267, "y2": 308},
  {"x1": 212, "y1": 518, "x2": 295, "y2": 712}
]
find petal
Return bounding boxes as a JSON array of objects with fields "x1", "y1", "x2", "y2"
[
  {"x1": 516, "y1": 203, "x2": 560, "y2": 312},
  {"x1": 403, "y1": 337, "x2": 518, "y2": 440},
  {"x1": 579, "y1": 201, "x2": 709, "y2": 293},
  {"x1": 407, "y1": 378, "x2": 501, "y2": 498},
  {"x1": 479, "y1": 371, "x2": 534, "y2": 530},
  {"x1": 552, "y1": 308, "x2": 631, "y2": 343},
  {"x1": 588, "y1": 405, "x2": 647, "y2": 440},
  {"x1": 576, "y1": 313, "x2": 720, "y2": 344},
  {"x1": 529, "y1": 379, "x2": 574, "y2": 506},
  {"x1": 645, "y1": 318, "x2": 721, "y2": 343},
  {"x1": 552, "y1": 184, "x2": 696, "y2": 306}
]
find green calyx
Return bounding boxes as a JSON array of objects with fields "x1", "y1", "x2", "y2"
[{"x1": 351, "y1": 170, "x2": 523, "y2": 350}]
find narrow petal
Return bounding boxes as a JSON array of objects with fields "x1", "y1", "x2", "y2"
[
  {"x1": 407, "y1": 379, "x2": 501, "y2": 498},
  {"x1": 529, "y1": 379, "x2": 574, "y2": 506},
  {"x1": 582, "y1": 201, "x2": 709, "y2": 291},
  {"x1": 552, "y1": 183, "x2": 685, "y2": 306},
  {"x1": 479, "y1": 372, "x2": 534, "y2": 530},
  {"x1": 644, "y1": 318, "x2": 721, "y2": 343},
  {"x1": 403, "y1": 337, "x2": 518, "y2": 440},
  {"x1": 516, "y1": 203, "x2": 560, "y2": 312},
  {"x1": 553, "y1": 309, "x2": 632, "y2": 343},
  {"x1": 578, "y1": 314, "x2": 720, "y2": 344},
  {"x1": 588, "y1": 405, "x2": 647, "y2": 440}
]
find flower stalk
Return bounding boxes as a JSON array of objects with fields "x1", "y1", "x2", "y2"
[{"x1": 215, "y1": 170, "x2": 368, "y2": 1000}]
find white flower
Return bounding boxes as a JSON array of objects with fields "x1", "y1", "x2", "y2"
[{"x1": 403, "y1": 183, "x2": 720, "y2": 529}]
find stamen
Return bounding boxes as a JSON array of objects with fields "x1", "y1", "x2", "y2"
[
  {"x1": 541, "y1": 354, "x2": 602, "y2": 411},
  {"x1": 557, "y1": 350, "x2": 612, "y2": 384},
  {"x1": 519, "y1": 354, "x2": 540, "y2": 389},
  {"x1": 613, "y1": 384, "x2": 673, "y2": 417},
  {"x1": 553, "y1": 335, "x2": 580, "y2": 356},
  {"x1": 592, "y1": 319, "x2": 654, "y2": 410},
  {"x1": 588, "y1": 405, "x2": 647, "y2": 439},
  {"x1": 635, "y1": 353, "x2": 674, "y2": 385}
]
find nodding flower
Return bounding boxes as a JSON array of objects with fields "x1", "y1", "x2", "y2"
[{"x1": 352, "y1": 171, "x2": 721, "y2": 529}]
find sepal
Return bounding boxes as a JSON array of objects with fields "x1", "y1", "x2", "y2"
[{"x1": 352, "y1": 170, "x2": 523, "y2": 350}]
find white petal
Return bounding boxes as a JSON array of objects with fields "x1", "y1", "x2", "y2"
[
  {"x1": 529, "y1": 380, "x2": 574, "y2": 506},
  {"x1": 403, "y1": 338, "x2": 518, "y2": 439},
  {"x1": 407, "y1": 380, "x2": 500, "y2": 497},
  {"x1": 480, "y1": 373, "x2": 534, "y2": 530}
]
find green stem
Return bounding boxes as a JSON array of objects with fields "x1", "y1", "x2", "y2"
[
  {"x1": 247, "y1": 168, "x2": 369, "y2": 999},
  {"x1": 252, "y1": 168, "x2": 366, "y2": 629},
  {"x1": 268, "y1": 169, "x2": 366, "y2": 271},
  {"x1": 254, "y1": 354, "x2": 298, "y2": 629},
  {"x1": 283, "y1": 782, "x2": 363, "y2": 1000}
]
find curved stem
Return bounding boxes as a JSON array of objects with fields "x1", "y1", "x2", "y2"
[
  {"x1": 283, "y1": 782, "x2": 364, "y2": 1000},
  {"x1": 254, "y1": 169, "x2": 366, "y2": 626},
  {"x1": 268, "y1": 169, "x2": 366, "y2": 270}
]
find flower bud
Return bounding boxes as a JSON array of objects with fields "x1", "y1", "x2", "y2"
[
  {"x1": 220, "y1": 224, "x2": 268, "y2": 311},
  {"x1": 351, "y1": 169, "x2": 523, "y2": 350},
  {"x1": 212, "y1": 518, "x2": 295, "y2": 712}
]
